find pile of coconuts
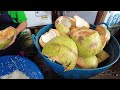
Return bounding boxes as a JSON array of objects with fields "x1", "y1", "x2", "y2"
[{"x1": 39, "y1": 15, "x2": 110, "y2": 71}]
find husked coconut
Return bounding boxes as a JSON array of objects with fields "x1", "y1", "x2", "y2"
[
  {"x1": 76, "y1": 56, "x2": 98, "y2": 69},
  {"x1": 55, "y1": 16, "x2": 72, "y2": 28},
  {"x1": 55, "y1": 23, "x2": 71, "y2": 35},
  {"x1": 71, "y1": 29, "x2": 102, "y2": 57},
  {"x1": 42, "y1": 35, "x2": 78, "y2": 71},
  {"x1": 68, "y1": 17, "x2": 76, "y2": 27},
  {"x1": 95, "y1": 25, "x2": 110, "y2": 43},
  {"x1": 55, "y1": 16, "x2": 72, "y2": 35},
  {"x1": 70, "y1": 26, "x2": 91, "y2": 37},
  {"x1": 74, "y1": 15, "x2": 90, "y2": 28},
  {"x1": 39, "y1": 28, "x2": 60, "y2": 47}
]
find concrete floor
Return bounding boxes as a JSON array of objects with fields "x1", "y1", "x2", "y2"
[{"x1": 32, "y1": 54, "x2": 120, "y2": 79}]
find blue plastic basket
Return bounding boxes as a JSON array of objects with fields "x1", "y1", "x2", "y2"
[
  {"x1": 32, "y1": 23, "x2": 120, "y2": 79},
  {"x1": 0, "y1": 55, "x2": 44, "y2": 79}
]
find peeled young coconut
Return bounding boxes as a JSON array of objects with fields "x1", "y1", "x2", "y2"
[
  {"x1": 55, "y1": 16, "x2": 72, "y2": 28},
  {"x1": 39, "y1": 28, "x2": 60, "y2": 47},
  {"x1": 70, "y1": 26, "x2": 91, "y2": 37},
  {"x1": 0, "y1": 26, "x2": 16, "y2": 50},
  {"x1": 95, "y1": 25, "x2": 110, "y2": 43},
  {"x1": 71, "y1": 29, "x2": 102, "y2": 57},
  {"x1": 69, "y1": 17, "x2": 76, "y2": 27},
  {"x1": 76, "y1": 56, "x2": 98, "y2": 69},
  {"x1": 74, "y1": 15, "x2": 90, "y2": 29},
  {"x1": 42, "y1": 35, "x2": 78, "y2": 71},
  {"x1": 55, "y1": 16, "x2": 72, "y2": 35}
]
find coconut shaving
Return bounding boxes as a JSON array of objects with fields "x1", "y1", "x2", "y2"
[{"x1": 0, "y1": 70, "x2": 30, "y2": 79}]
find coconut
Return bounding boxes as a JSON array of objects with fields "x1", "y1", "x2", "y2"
[
  {"x1": 55, "y1": 23, "x2": 71, "y2": 36},
  {"x1": 76, "y1": 56, "x2": 98, "y2": 69},
  {"x1": 70, "y1": 26, "x2": 90, "y2": 37},
  {"x1": 95, "y1": 25, "x2": 111, "y2": 52},
  {"x1": 39, "y1": 28, "x2": 60, "y2": 47},
  {"x1": 74, "y1": 15, "x2": 90, "y2": 28},
  {"x1": 69, "y1": 17, "x2": 76, "y2": 27},
  {"x1": 55, "y1": 16, "x2": 72, "y2": 28},
  {"x1": 0, "y1": 27, "x2": 15, "y2": 50},
  {"x1": 96, "y1": 25, "x2": 110, "y2": 43},
  {"x1": 71, "y1": 29, "x2": 102, "y2": 57},
  {"x1": 55, "y1": 16, "x2": 72, "y2": 35},
  {"x1": 42, "y1": 35, "x2": 78, "y2": 71}
]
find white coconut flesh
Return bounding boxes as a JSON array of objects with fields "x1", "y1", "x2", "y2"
[
  {"x1": 74, "y1": 15, "x2": 88, "y2": 28},
  {"x1": 41, "y1": 30, "x2": 57, "y2": 43},
  {"x1": 58, "y1": 18, "x2": 71, "y2": 28},
  {"x1": 100, "y1": 24, "x2": 108, "y2": 29},
  {"x1": 0, "y1": 70, "x2": 30, "y2": 79}
]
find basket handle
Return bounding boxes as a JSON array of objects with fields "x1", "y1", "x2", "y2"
[
  {"x1": 97, "y1": 22, "x2": 109, "y2": 29},
  {"x1": 90, "y1": 22, "x2": 109, "y2": 30}
]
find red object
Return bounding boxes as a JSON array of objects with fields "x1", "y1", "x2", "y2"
[{"x1": 19, "y1": 51, "x2": 25, "y2": 56}]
